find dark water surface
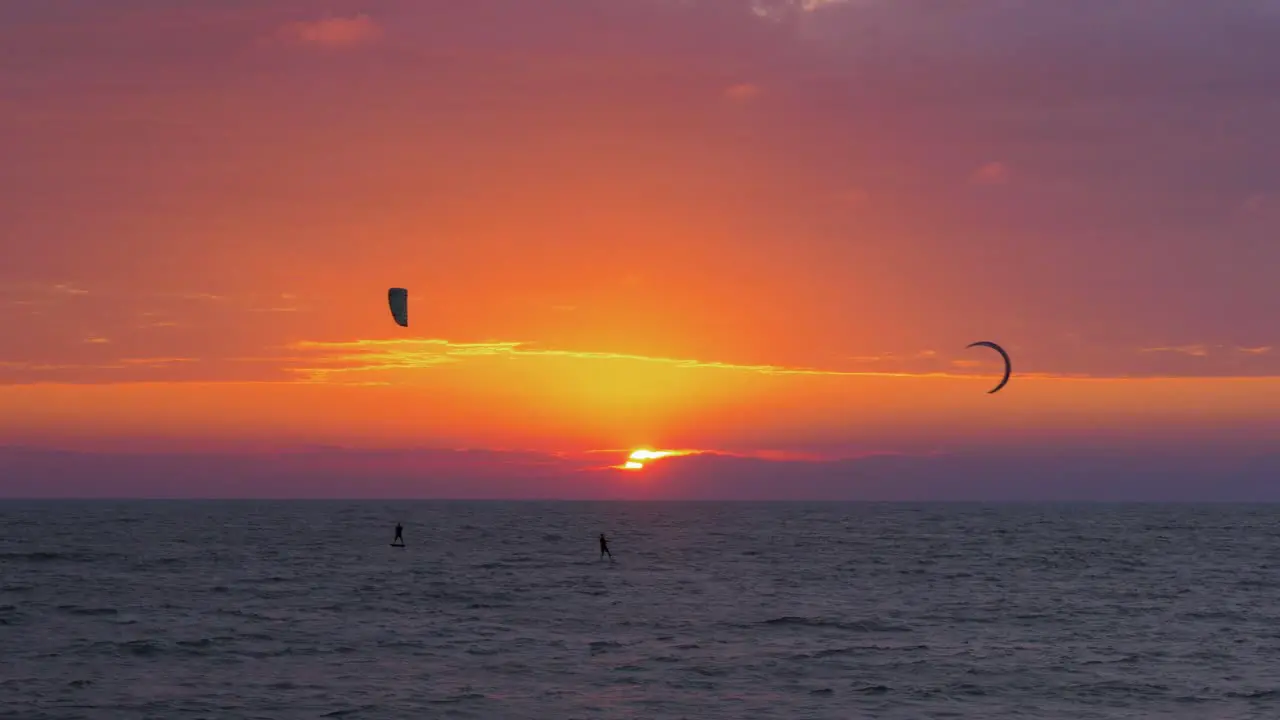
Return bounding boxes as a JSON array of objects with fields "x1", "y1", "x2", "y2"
[{"x1": 3, "y1": 501, "x2": 1279, "y2": 719}]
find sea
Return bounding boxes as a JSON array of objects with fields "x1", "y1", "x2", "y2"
[{"x1": 2, "y1": 501, "x2": 1279, "y2": 719}]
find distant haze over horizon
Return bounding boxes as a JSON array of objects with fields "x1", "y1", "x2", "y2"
[
  {"x1": 1, "y1": 1, "x2": 1277, "y2": 500},
  {"x1": 3, "y1": 445, "x2": 1278, "y2": 502}
]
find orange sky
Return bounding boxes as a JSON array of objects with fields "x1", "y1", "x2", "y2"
[{"x1": 1, "y1": 1, "x2": 1277, "y2": 498}]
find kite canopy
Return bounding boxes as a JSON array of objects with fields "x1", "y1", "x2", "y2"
[
  {"x1": 388, "y1": 287, "x2": 408, "y2": 327},
  {"x1": 966, "y1": 340, "x2": 1011, "y2": 394}
]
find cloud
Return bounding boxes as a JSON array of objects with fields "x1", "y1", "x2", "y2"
[
  {"x1": 799, "y1": 0, "x2": 853, "y2": 11},
  {"x1": 832, "y1": 187, "x2": 870, "y2": 209},
  {"x1": 283, "y1": 337, "x2": 970, "y2": 383},
  {"x1": 1241, "y1": 193, "x2": 1271, "y2": 213},
  {"x1": 1142, "y1": 345, "x2": 1210, "y2": 357},
  {"x1": 83, "y1": 336, "x2": 110, "y2": 345},
  {"x1": 788, "y1": 0, "x2": 1280, "y2": 100},
  {"x1": 145, "y1": 292, "x2": 301, "y2": 315},
  {"x1": 255, "y1": 293, "x2": 303, "y2": 309},
  {"x1": 4, "y1": 444, "x2": 1279, "y2": 500},
  {"x1": 723, "y1": 82, "x2": 762, "y2": 102},
  {"x1": 968, "y1": 161, "x2": 1011, "y2": 186},
  {"x1": 52, "y1": 283, "x2": 89, "y2": 296},
  {"x1": 0, "y1": 446, "x2": 629, "y2": 498},
  {"x1": 0, "y1": 361, "x2": 121, "y2": 372},
  {"x1": 276, "y1": 15, "x2": 383, "y2": 49},
  {"x1": 1238, "y1": 346, "x2": 1272, "y2": 355},
  {"x1": 630, "y1": 447, "x2": 1280, "y2": 502},
  {"x1": 119, "y1": 357, "x2": 198, "y2": 368},
  {"x1": 750, "y1": 0, "x2": 854, "y2": 21},
  {"x1": 0, "y1": 282, "x2": 90, "y2": 306}
]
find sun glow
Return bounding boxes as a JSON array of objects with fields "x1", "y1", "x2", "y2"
[{"x1": 615, "y1": 448, "x2": 690, "y2": 471}]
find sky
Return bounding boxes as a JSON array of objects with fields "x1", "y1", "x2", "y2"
[{"x1": 1, "y1": 0, "x2": 1278, "y2": 499}]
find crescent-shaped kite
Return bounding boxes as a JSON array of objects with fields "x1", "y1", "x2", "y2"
[
  {"x1": 966, "y1": 340, "x2": 1011, "y2": 394},
  {"x1": 388, "y1": 287, "x2": 408, "y2": 328}
]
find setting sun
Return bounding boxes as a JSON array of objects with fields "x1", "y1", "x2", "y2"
[{"x1": 618, "y1": 449, "x2": 694, "y2": 470}]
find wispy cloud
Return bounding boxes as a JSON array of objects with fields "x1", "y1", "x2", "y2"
[
  {"x1": 0, "y1": 281, "x2": 90, "y2": 305},
  {"x1": 119, "y1": 357, "x2": 198, "y2": 368},
  {"x1": 248, "y1": 293, "x2": 306, "y2": 313},
  {"x1": 1239, "y1": 193, "x2": 1275, "y2": 215},
  {"x1": 84, "y1": 336, "x2": 110, "y2": 345},
  {"x1": 723, "y1": 82, "x2": 762, "y2": 102},
  {"x1": 597, "y1": 446, "x2": 906, "y2": 472},
  {"x1": 570, "y1": 446, "x2": 878, "y2": 472},
  {"x1": 751, "y1": 0, "x2": 852, "y2": 20},
  {"x1": 0, "y1": 361, "x2": 125, "y2": 372},
  {"x1": 5, "y1": 444, "x2": 1279, "y2": 501},
  {"x1": 1139, "y1": 345, "x2": 1274, "y2": 359},
  {"x1": 145, "y1": 292, "x2": 302, "y2": 314},
  {"x1": 276, "y1": 15, "x2": 383, "y2": 49},
  {"x1": 274, "y1": 338, "x2": 1276, "y2": 385},
  {"x1": 832, "y1": 187, "x2": 870, "y2": 209},
  {"x1": 799, "y1": 0, "x2": 855, "y2": 11},
  {"x1": 284, "y1": 338, "x2": 990, "y2": 384},
  {"x1": 1142, "y1": 345, "x2": 1210, "y2": 357},
  {"x1": 969, "y1": 161, "x2": 1011, "y2": 186}
]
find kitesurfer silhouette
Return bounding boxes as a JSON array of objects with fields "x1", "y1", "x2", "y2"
[
  {"x1": 599, "y1": 533, "x2": 612, "y2": 561},
  {"x1": 393, "y1": 522, "x2": 404, "y2": 546}
]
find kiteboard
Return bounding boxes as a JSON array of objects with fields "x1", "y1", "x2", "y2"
[{"x1": 390, "y1": 543, "x2": 405, "y2": 548}]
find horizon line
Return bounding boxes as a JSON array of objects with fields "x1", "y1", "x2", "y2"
[{"x1": 1, "y1": 497, "x2": 1275, "y2": 504}]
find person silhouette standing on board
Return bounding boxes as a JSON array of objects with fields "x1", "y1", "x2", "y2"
[
  {"x1": 599, "y1": 533, "x2": 612, "y2": 561},
  {"x1": 392, "y1": 522, "x2": 404, "y2": 546}
]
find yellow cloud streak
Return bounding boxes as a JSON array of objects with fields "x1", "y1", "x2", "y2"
[
  {"x1": 285, "y1": 337, "x2": 972, "y2": 383},
  {"x1": 0, "y1": 361, "x2": 127, "y2": 371},
  {"x1": 118, "y1": 357, "x2": 199, "y2": 368},
  {"x1": 1141, "y1": 345, "x2": 1210, "y2": 357},
  {"x1": 276, "y1": 337, "x2": 1280, "y2": 387}
]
